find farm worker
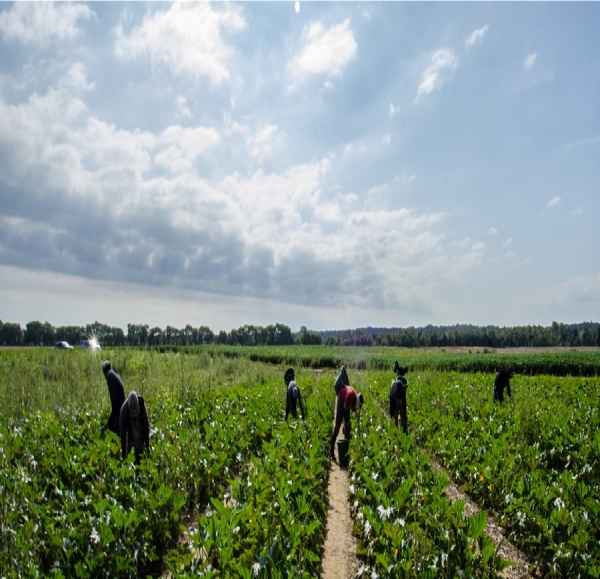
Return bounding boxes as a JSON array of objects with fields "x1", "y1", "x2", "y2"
[
  {"x1": 390, "y1": 362, "x2": 409, "y2": 434},
  {"x1": 102, "y1": 360, "x2": 125, "y2": 435},
  {"x1": 333, "y1": 364, "x2": 350, "y2": 396},
  {"x1": 493, "y1": 368, "x2": 514, "y2": 402},
  {"x1": 330, "y1": 385, "x2": 364, "y2": 461},
  {"x1": 119, "y1": 391, "x2": 151, "y2": 462},
  {"x1": 285, "y1": 380, "x2": 305, "y2": 420}
]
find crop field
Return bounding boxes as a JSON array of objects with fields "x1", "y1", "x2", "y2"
[{"x1": 1, "y1": 347, "x2": 599, "y2": 578}]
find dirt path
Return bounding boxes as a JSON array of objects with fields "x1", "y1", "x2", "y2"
[
  {"x1": 367, "y1": 392, "x2": 533, "y2": 578},
  {"x1": 429, "y1": 459, "x2": 534, "y2": 578},
  {"x1": 321, "y1": 400, "x2": 359, "y2": 579}
]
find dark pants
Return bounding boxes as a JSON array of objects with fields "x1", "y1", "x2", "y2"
[
  {"x1": 390, "y1": 394, "x2": 408, "y2": 434},
  {"x1": 330, "y1": 395, "x2": 351, "y2": 457}
]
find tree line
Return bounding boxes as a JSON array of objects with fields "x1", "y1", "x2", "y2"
[
  {"x1": 0, "y1": 320, "x2": 297, "y2": 347},
  {"x1": 323, "y1": 321, "x2": 600, "y2": 348},
  {"x1": 0, "y1": 319, "x2": 598, "y2": 349}
]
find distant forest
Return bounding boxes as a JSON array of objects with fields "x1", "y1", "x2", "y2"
[{"x1": 0, "y1": 319, "x2": 599, "y2": 349}]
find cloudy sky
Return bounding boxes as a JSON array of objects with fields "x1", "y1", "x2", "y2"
[{"x1": 0, "y1": 2, "x2": 599, "y2": 333}]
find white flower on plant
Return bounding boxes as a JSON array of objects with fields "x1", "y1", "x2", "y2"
[
  {"x1": 364, "y1": 519, "x2": 371, "y2": 537},
  {"x1": 252, "y1": 562, "x2": 261, "y2": 577},
  {"x1": 349, "y1": 484, "x2": 355, "y2": 495},
  {"x1": 377, "y1": 505, "x2": 393, "y2": 520},
  {"x1": 90, "y1": 527, "x2": 100, "y2": 544},
  {"x1": 371, "y1": 472, "x2": 378, "y2": 482},
  {"x1": 554, "y1": 497, "x2": 565, "y2": 510}
]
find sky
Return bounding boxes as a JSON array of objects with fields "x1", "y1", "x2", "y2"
[{"x1": 0, "y1": 1, "x2": 599, "y2": 333}]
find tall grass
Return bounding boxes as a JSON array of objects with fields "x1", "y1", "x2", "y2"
[{"x1": 0, "y1": 348, "x2": 290, "y2": 425}]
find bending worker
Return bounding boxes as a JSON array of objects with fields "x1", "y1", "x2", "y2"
[
  {"x1": 119, "y1": 391, "x2": 151, "y2": 462},
  {"x1": 330, "y1": 384, "x2": 364, "y2": 461},
  {"x1": 493, "y1": 368, "x2": 513, "y2": 402},
  {"x1": 390, "y1": 361, "x2": 409, "y2": 434},
  {"x1": 285, "y1": 379, "x2": 305, "y2": 420},
  {"x1": 102, "y1": 360, "x2": 125, "y2": 435}
]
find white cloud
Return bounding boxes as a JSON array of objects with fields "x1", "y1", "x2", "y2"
[
  {"x1": 393, "y1": 173, "x2": 417, "y2": 185},
  {"x1": 0, "y1": 2, "x2": 94, "y2": 46},
  {"x1": 382, "y1": 134, "x2": 391, "y2": 145},
  {"x1": 564, "y1": 135, "x2": 600, "y2": 149},
  {"x1": 176, "y1": 96, "x2": 192, "y2": 119},
  {"x1": 154, "y1": 125, "x2": 221, "y2": 174},
  {"x1": 344, "y1": 140, "x2": 367, "y2": 156},
  {"x1": 523, "y1": 52, "x2": 537, "y2": 71},
  {"x1": 389, "y1": 102, "x2": 400, "y2": 118},
  {"x1": 114, "y1": 3, "x2": 246, "y2": 83},
  {"x1": 503, "y1": 237, "x2": 513, "y2": 247},
  {"x1": 61, "y1": 62, "x2": 95, "y2": 92},
  {"x1": 465, "y1": 25, "x2": 489, "y2": 48},
  {"x1": 489, "y1": 226, "x2": 498, "y2": 235},
  {"x1": 546, "y1": 195, "x2": 560, "y2": 208},
  {"x1": 246, "y1": 124, "x2": 282, "y2": 161},
  {"x1": 539, "y1": 271, "x2": 600, "y2": 306},
  {"x1": 0, "y1": 87, "x2": 156, "y2": 196},
  {"x1": 416, "y1": 49, "x2": 458, "y2": 100},
  {"x1": 288, "y1": 19, "x2": 357, "y2": 88},
  {"x1": 295, "y1": 2, "x2": 300, "y2": 14}
]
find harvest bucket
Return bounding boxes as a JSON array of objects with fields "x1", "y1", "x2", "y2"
[{"x1": 337, "y1": 439, "x2": 350, "y2": 468}]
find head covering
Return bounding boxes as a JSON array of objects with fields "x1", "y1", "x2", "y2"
[
  {"x1": 292, "y1": 386, "x2": 299, "y2": 399},
  {"x1": 127, "y1": 391, "x2": 140, "y2": 418},
  {"x1": 284, "y1": 367, "x2": 295, "y2": 385},
  {"x1": 102, "y1": 360, "x2": 111, "y2": 373},
  {"x1": 394, "y1": 361, "x2": 408, "y2": 376}
]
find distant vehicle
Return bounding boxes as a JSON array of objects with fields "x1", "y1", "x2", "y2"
[
  {"x1": 55, "y1": 341, "x2": 74, "y2": 350},
  {"x1": 80, "y1": 339, "x2": 101, "y2": 351}
]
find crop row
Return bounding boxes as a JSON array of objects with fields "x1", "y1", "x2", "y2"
[
  {"x1": 346, "y1": 389, "x2": 512, "y2": 578},
  {"x1": 199, "y1": 345, "x2": 600, "y2": 377},
  {"x1": 368, "y1": 370, "x2": 600, "y2": 577},
  {"x1": 170, "y1": 378, "x2": 333, "y2": 577},
  {"x1": 0, "y1": 372, "x2": 332, "y2": 577}
]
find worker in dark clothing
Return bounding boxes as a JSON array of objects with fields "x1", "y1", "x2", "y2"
[
  {"x1": 493, "y1": 368, "x2": 514, "y2": 402},
  {"x1": 390, "y1": 362, "x2": 409, "y2": 434},
  {"x1": 119, "y1": 391, "x2": 150, "y2": 462},
  {"x1": 285, "y1": 380, "x2": 305, "y2": 420},
  {"x1": 102, "y1": 360, "x2": 125, "y2": 435},
  {"x1": 330, "y1": 385, "x2": 364, "y2": 461}
]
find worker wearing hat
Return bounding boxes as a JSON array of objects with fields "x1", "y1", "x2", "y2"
[
  {"x1": 102, "y1": 360, "x2": 125, "y2": 435},
  {"x1": 390, "y1": 361, "x2": 409, "y2": 434},
  {"x1": 119, "y1": 391, "x2": 150, "y2": 462}
]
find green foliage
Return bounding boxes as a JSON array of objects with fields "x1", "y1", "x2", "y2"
[
  {"x1": 371, "y1": 369, "x2": 600, "y2": 577},
  {"x1": 2, "y1": 348, "x2": 600, "y2": 578}
]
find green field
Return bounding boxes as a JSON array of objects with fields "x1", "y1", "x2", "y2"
[{"x1": 1, "y1": 347, "x2": 599, "y2": 577}]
